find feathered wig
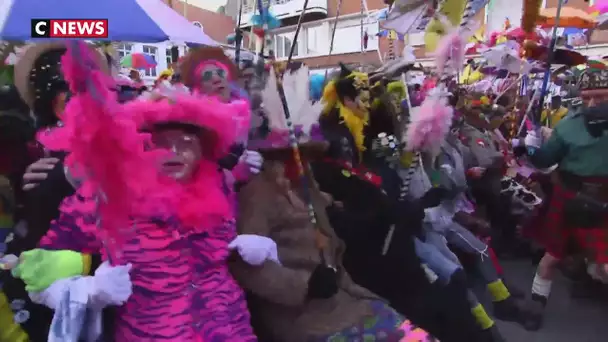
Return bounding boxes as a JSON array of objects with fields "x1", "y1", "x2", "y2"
[
  {"x1": 179, "y1": 46, "x2": 239, "y2": 89},
  {"x1": 39, "y1": 41, "x2": 238, "y2": 247}
]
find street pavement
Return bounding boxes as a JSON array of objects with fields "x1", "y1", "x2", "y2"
[{"x1": 489, "y1": 260, "x2": 608, "y2": 342}]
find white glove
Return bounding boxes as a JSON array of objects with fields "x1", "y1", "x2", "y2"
[
  {"x1": 241, "y1": 150, "x2": 264, "y2": 174},
  {"x1": 89, "y1": 261, "x2": 132, "y2": 308},
  {"x1": 232, "y1": 150, "x2": 264, "y2": 182},
  {"x1": 524, "y1": 130, "x2": 542, "y2": 149},
  {"x1": 439, "y1": 164, "x2": 453, "y2": 175},
  {"x1": 228, "y1": 234, "x2": 280, "y2": 266},
  {"x1": 540, "y1": 126, "x2": 553, "y2": 140},
  {"x1": 30, "y1": 277, "x2": 80, "y2": 310}
]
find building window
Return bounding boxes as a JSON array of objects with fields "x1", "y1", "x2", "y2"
[
  {"x1": 274, "y1": 33, "x2": 298, "y2": 59},
  {"x1": 116, "y1": 43, "x2": 132, "y2": 60},
  {"x1": 331, "y1": 18, "x2": 379, "y2": 55},
  {"x1": 306, "y1": 27, "x2": 318, "y2": 55},
  {"x1": 166, "y1": 48, "x2": 174, "y2": 67},
  {"x1": 142, "y1": 45, "x2": 158, "y2": 77}
]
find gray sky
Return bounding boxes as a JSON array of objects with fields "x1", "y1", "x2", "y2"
[{"x1": 189, "y1": 0, "x2": 226, "y2": 11}]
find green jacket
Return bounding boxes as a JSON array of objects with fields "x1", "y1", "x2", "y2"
[{"x1": 531, "y1": 114, "x2": 608, "y2": 177}]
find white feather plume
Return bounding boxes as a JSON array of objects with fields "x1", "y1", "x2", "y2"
[
  {"x1": 261, "y1": 67, "x2": 287, "y2": 131},
  {"x1": 262, "y1": 66, "x2": 323, "y2": 136}
]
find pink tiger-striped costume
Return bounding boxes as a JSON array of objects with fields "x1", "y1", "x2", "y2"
[{"x1": 38, "y1": 190, "x2": 257, "y2": 341}]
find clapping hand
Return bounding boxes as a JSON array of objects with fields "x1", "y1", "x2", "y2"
[{"x1": 228, "y1": 234, "x2": 280, "y2": 266}]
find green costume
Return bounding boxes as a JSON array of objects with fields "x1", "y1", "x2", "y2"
[{"x1": 531, "y1": 114, "x2": 608, "y2": 176}]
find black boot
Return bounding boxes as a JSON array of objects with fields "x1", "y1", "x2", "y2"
[
  {"x1": 492, "y1": 296, "x2": 526, "y2": 323},
  {"x1": 523, "y1": 294, "x2": 547, "y2": 331},
  {"x1": 479, "y1": 325, "x2": 506, "y2": 342}
]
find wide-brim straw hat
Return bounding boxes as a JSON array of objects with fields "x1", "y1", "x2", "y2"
[
  {"x1": 14, "y1": 41, "x2": 108, "y2": 108},
  {"x1": 179, "y1": 46, "x2": 239, "y2": 88}
]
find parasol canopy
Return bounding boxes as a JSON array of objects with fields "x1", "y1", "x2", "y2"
[
  {"x1": 0, "y1": 0, "x2": 219, "y2": 44},
  {"x1": 580, "y1": 59, "x2": 608, "y2": 70},
  {"x1": 537, "y1": 7, "x2": 597, "y2": 29},
  {"x1": 120, "y1": 53, "x2": 157, "y2": 70},
  {"x1": 525, "y1": 44, "x2": 587, "y2": 66}
]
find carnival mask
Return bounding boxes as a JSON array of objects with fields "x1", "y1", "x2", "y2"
[{"x1": 351, "y1": 73, "x2": 371, "y2": 112}]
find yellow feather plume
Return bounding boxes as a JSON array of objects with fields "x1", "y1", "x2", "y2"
[{"x1": 321, "y1": 79, "x2": 338, "y2": 115}]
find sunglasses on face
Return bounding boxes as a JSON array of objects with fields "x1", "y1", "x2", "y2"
[{"x1": 202, "y1": 69, "x2": 227, "y2": 82}]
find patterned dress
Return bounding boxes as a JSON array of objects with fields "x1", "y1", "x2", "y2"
[
  {"x1": 322, "y1": 301, "x2": 436, "y2": 342},
  {"x1": 38, "y1": 191, "x2": 256, "y2": 341}
]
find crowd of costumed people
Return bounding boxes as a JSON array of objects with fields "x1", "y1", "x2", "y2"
[{"x1": 0, "y1": 3, "x2": 607, "y2": 342}]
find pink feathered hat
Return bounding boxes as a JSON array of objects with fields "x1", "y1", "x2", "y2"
[{"x1": 129, "y1": 92, "x2": 239, "y2": 160}]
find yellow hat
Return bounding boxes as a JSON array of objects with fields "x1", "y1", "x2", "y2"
[{"x1": 159, "y1": 69, "x2": 173, "y2": 78}]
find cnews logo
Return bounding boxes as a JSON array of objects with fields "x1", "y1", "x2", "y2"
[{"x1": 31, "y1": 19, "x2": 109, "y2": 38}]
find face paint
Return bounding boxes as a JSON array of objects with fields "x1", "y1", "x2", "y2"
[
  {"x1": 350, "y1": 72, "x2": 371, "y2": 110},
  {"x1": 196, "y1": 62, "x2": 231, "y2": 102},
  {"x1": 151, "y1": 129, "x2": 203, "y2": 182}
]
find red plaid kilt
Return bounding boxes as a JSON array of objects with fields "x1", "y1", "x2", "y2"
[{"x1": 540, "y1": 179, "x2": 608, "y2": 263}]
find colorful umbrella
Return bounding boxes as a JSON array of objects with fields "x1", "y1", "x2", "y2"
[
  {"x1": 525, "y1": 44, "x2": 587, "y2": 66},
  {"x1": 584, "y1": 59, "x2": 607, "y2": 70},
  {"x1": 120, "y1": 53, "x2": 157, "y2": 70},
  {"x1": 537, "y1": 7, "x2": 597, "y2": 29},
  {"x1": 0, "y1": 0, "x2": 218, "y2": 44}
]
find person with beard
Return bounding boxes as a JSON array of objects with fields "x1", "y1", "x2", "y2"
[
  {"x1": 514, "y1": 101, "x2": 608, "y2": 331},
  {"x1": 311, "y1": 63, "x2": 477, "y2": 341}
]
